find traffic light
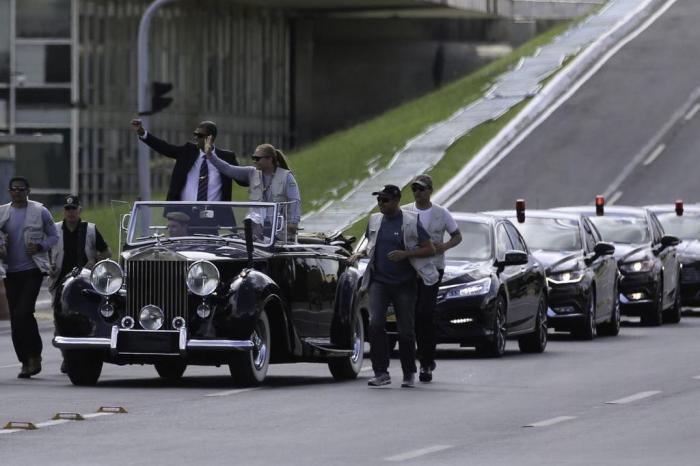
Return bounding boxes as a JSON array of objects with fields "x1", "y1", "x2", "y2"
[{"x1": 151, "y1": 81, "x2": 173, "y2": 114}]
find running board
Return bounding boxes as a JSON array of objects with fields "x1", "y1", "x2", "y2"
[{"x1": 302, "y1": 338, "x2": 353, "y2": 356}]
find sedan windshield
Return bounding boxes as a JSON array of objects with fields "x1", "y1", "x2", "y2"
[
  {"x1": 588, "y1": 215, "x2": 650, "y2": 244},
  {"x1": 127, "y1": 202, "x2": 280, "y2": 246},
  {"x1": 512, "y1": 217, "x2": 581, "y2": 251},
  {"x1": 446, "y1": 221, "x2": 492, "y2": 261},
  {"x1": 656, "y1": 213, "x2": 700, "y2": 240}
]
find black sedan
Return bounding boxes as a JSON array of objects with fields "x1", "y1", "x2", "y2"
[
  {"x1": 366, "y1": 213, "x2": 548, "y2": 357},
  {"x1": 647, "y1": 202, "x2": 700, "y2": 306},
  {"x1": 487, "y1": 208, "x2": 619, "y2": 339},
  {"x1": 557, "y1": 204, "x2": 681, "y2": 326},
  {"x1": 53, "y1": 201, "x2": 364, "y2": 386}
]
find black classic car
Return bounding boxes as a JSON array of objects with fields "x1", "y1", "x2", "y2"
[
  {"x1": 647, "y1": 201, "x2": 700, "y2": 306},
  {"x1": 487, "y1": 207, "x2": 619, "y2": 339},
  {"x1": 53, "y1": 201, "x2": 364, "y2": 386},
  {"x1": 359, "y1": 213, "x2": 549, "y2": 357},
  {"x1": 557, "y1": 201, "x2": 681, "y2": 326}
]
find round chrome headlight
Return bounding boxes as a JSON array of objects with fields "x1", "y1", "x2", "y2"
[
  {"x1": 139, "y1": 305, "x2": 164, "y2": 330},
  {"x1": 90, "y1": 260, "x2": 123, "y2": 296},
  {"x1": 186, "y1": 261, "x2": 219, "y2": 296}
]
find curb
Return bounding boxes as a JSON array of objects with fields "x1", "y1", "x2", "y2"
[{"x1": 433, "y1": 0, "x2": 670, "y2": 206}]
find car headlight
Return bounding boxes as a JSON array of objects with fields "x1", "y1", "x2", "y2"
[
  {"x1": 619, "y1": 259, "x2": 654, "y2": 274},
  {"x1": 186, "y1": 260, "x2": 220, "y2": 296},
  {"x1": 547, "y1": 269, "x2": 585, "y2": 285},
  {"x1": 444, "y1": 278, "x2": 491, "y2": 299},
  {"x1": 90, "y1": 260, "x2": 123, "y2": 296}
]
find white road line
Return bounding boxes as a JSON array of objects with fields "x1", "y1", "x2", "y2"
[
  {"x1": 684, "y1": 103, "x2": 700, "y2": 121},
  {"x1": 692, "y1": 376, "x2": 700, "y2": 380},
  {"x1": 82, "y1": 412, "x2": 115, "y2": 419},
  {"x1": 608, "y1": 191, "x2": 623, "y2": 206},
  {"x1": 204, "y1": 388, "x2": 258, "y2": 397},
  {"x1": 643, "y1": 144, "x2": 666, "y2": 166},
  {"x1": 524, "y1": 416, "x2": 577, "y2": 428},
  {"x1": 0, "y1": 363, "x2": 22, "y2": 369},
  {"x1": 35, "y1": 419, "x2": 71, "y2": 428},
  {"x1": 0, "y1": 429, "x2": 22, "y2": 435},
  {"x1": 385, "y1": 445, "x2": 453, "y2": 462},
  {"x1": 605, "y1": 390, "x2": 661, "y2": 404},
  {"x1": 443, "y1": 0, "x2": 679, "y2": 208}
]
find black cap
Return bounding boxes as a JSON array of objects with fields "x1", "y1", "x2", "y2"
[
  {"x1": 372, "y1": 184, "x2": 401, "y2": 199},
  {"x1": 64, "y1": 195, "x2": 80, "y2": 208}
]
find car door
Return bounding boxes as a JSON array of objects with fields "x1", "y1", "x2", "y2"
[
  {"x1": 504, "y1": 222, "x2": 540, "y2": 331},
  {"x1": 494, "y1": 222, "x2": 526, "y2": 332},
  {"x1": 287, "y1": 254, "x2": 327, "y2": 338},
  {"x1": 584, "y1": 219, "x2": 614, "y2": 321},
  {"x1": 650, "y1": 212, "x2": 679, "y2": 308},
  {"x1": 316, "y1": 255, "x2": 343, "y2": 337}
]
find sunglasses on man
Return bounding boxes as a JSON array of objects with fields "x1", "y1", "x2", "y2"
[
  {"x1": 8, "y1": 187, "x2": 28, "y2": 192},
  {"x1": 376, "y1": 196, "x2": 393, "y2": 204},
  {"x1": 193, "y1": 132, "x2": 208, "y2": 139},
  {"x1": 411, "y1": 184, "x2": 427, "y2": 192},
  {"x1": 252, "y1": 155, "x2": 272, "y2": 162}
]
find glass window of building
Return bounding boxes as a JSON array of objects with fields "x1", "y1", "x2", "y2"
[{"x1": 17, "y1": 0, "x2": 71, "y2": 38}]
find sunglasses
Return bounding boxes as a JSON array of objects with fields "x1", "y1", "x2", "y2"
[
  {"x1": 376, "y1": 197, "x2": 392, "y2": 204},
  {"x1": 193, "y1": 132, "x2": 208, "y2": 139},
  {"x1": 252, "y1": 155, "x2": 271, "y2": 162},
  {"x1": 64, "y1": 206, "x2": 79, "y2": 211},
  {"x1": 411, "y1": 184, "x2": 427, "y2": 192},
  {"x1": 9, "y1": 187, "x2": 28, "y2": 192}
]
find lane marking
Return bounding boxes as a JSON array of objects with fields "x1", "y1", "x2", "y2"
[
  {"x1": 82, "y1": 412, "x2": 115, "y2": 419},
  {"x1": 0, "y1": 429, "x2": 22, "y2": 435},
  {"x1": 385, "y1": 445, "x2": 453, "y2": 462},
  {"x1": 524, "y1": 416, "x2": 577, "y2": 428},
  {"x1": 692, "y1": 376, "x2": 700, "y2": 380},
  {"x1": 0, "y1": 411, "x2": 118, "y2": 435},
  {"x1": 443, "y1": 0, "x2": 679, "y2": 208},
  {"x1": 204, "y1": 388, "x2": 258, "y2": 397},
  {"x1": 605, "y1": 390, "x2": 661, "y2": 404},
  {"x1": 0, "y1": 363, "x2": 22, "y2": 369},
  {"x1": 35, "y1": 419, "x2": 71, "y2": 428},
  {"x1": 608, "y1": 191, "x2": 623, "y2": 206},
  {"x1": 684, "y1": 103, "x2": 700, "y2": 121},
  {"x1": 642, "y1": 144, "x2": 666, "y2": 166}
]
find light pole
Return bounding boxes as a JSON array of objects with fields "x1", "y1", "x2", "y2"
[{"x1": 137, "y1": 0, "x2": 177, "y2": 201}]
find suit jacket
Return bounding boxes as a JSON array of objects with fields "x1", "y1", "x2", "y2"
[{"x1": 141, "y1": 132, "x2": 241, "y2": 201}]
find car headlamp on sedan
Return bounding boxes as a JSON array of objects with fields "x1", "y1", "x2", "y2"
[
  {"x1": 186, "y1": 260, "x2": 220, "y2": 296},
  {"x1": 90, "y1": 260, "x2": 124, "y2": 296},
  {"x1": 547, "y1": 269, "x2": 585, "y2": 285},
  {"x1": 444, "y1": 277, "x2": 491, "y2": 299},
  {"x1": 619, "y1": 259, "x2": 654, "y2": 274}
]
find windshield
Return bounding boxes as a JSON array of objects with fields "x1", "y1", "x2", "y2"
[
  {"x1": 512, "y1": 217, "x2": 581, "y2": 251},
  {"x1": 126, "y1": 202, "x2": 282, "y2": 246},
  {"x1": 446, "y1": 221, "x2": 492, "y2": 261},
  {"x1": 656, "y1": 213, "x2": 700, "y2": 240},
  {"x1": 588, "y1": 215, "x2": 650, "y2": 244}
]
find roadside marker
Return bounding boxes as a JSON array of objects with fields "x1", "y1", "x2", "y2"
[
  {"x1": 98, "y1": 406, "x2": 128, "y2": 414},
  {"x1": 52, "y1": 412, "x2": 85, "y2": 421},
  {"x1": 3, "y1": 421, "x2": 37, "y2": 430}
]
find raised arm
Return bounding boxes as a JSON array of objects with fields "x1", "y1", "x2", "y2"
[
  {"x1": 207, "y1": 151, "x2": 255, "y2": 185},
  {"x1": 130, "y1": 118, "x2": 184, "y2": 159}
]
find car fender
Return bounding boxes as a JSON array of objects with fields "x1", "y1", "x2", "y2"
[
  {"x1": 56, "y1": 274, "x2": 116, "y2": 338},
  {"x1": 330, "y1": 267, "x2": 360, "y2": 347}
]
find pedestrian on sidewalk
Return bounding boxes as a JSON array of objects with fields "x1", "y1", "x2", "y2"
[
  {"x1": 403, "y1": 174, "x2": 462, "y2": 383},
  {"x1": 49, "y1": 195, "x2": 111, "y2": 374},
  {"x1": 349, "y1": 185, "x2": 437, "y2": 388},
  {"x1": 0, "y1": 177, "x2": 59, "y2": 378}
]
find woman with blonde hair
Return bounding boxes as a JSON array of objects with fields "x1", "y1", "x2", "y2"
[{"x1": 205, "y1": 140, "x2": 301, "y2": 235}]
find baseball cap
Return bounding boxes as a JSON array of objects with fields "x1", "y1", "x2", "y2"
[
  {"x1": 371, "y1": 184, "x2": 401, "y2": 199},
  {"x1": 411, "y1": 174, "x2": 433, "y2": 190},
  {"x1": 166, "y1": 211, "x2": 191, "y2": 223},
  {"x1": 64, "y1": 195, "x2": 81, "y2": 208}
]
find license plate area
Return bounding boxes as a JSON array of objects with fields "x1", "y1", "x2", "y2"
[{"x1": 117, "y1": 330, "x2": 180, "y2": 355}]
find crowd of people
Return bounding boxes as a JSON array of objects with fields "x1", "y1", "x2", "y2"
[{"x1": 0, "y1": 118, "x2": 461, "y2": 388}]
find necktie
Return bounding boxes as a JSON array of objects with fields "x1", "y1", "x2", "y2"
[{"x1": 197, "y1": 156, "x2": 208, "y2": 201}]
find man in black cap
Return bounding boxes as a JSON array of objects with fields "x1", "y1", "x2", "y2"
[
  {"x1": 349, "y1": 184, "x2": 437, "y2": 388},
  {"x1": 49, "y1": 195, "x2": 111, "y2": 373}
]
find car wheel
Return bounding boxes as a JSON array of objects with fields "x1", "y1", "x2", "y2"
[
  {"x1": 663, "y1": 279, "x2": 682, "y2": 324},
  {"x1": 229, "y1": 309, "x2": 271, "y2": 387},
  {"x1": 476, "y1": 294, "x2": 507, "y2": 358},
  {"x1": 154, "y1": 360, "x2": 187, "y2": 380},
  {"x1": 574, "y1": 289, "x2": 597, "y2": 340},
  {"x1": 64, "y1": 350, "x2": 103, "y2": 386},
  {"x1": 641, "y1": 279, "x2": 663, "y2": 327},
  {"x1": 599, "y1": 284, "x2": 620, "y2": 336},
  {"x1": 329, "y1": 307, "x2": 365, "y2": 380},
  {"x1": 519, "y1": 293, "x2": 548, "y2": 353}
]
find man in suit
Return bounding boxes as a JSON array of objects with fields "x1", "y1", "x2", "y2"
[{"x1": 130, "y1": 119, "x2": 242, "y2": 201}]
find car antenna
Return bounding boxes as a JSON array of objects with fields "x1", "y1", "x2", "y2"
[{"x1": 243, "y1": 218, "x2": 255, "y2": 268}]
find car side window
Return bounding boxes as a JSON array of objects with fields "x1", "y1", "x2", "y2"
[
  {"x1": 583, "y1": 221, "x2": 597, "y2": 253},
  {"x1": 496, "y1": 224, "x2": 514, "y2": 258},
  {"x1": 504, "y1": 222, "x2": 527, "y2": 253},
  {"x1": 648, "y1": 214, "x2": 662, "y2": 244},
  {"x1": 650, "y1": 213, "x2": 665, "y2": 239}
]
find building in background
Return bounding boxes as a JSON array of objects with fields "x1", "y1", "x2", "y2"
[{"x1": 0, "y1": 0, "x2": 600, "y2": 206}]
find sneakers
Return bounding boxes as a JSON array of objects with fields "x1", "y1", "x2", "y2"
[
  {"x1": 368, "y1": 372, "x2": 391, "y2": 387},
  {"x1": 401, "y1": 373, "x2": 415, "y2": 388},
  {"x1": 419, "y1": 361, "x2": 436, "y2": 383}
]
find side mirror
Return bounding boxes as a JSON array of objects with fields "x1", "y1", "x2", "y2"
[
  {"x1": 502, "y1": 250, "x2": 528, "y2": 266},
  {"x1": 593, "y1": 241, "x2": 615, "y2": 256},
  {"x1": 660, "y1": 235, "x2": 681, "y2": 248},
  {"x1": 120, "y1": 213, "x2": 131, "y2": 232}
]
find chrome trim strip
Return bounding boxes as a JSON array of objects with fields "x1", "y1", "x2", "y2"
[
  {"x1": 53, "y1": 336, "x2": 111, "y2": 349},
  {"x1": 187, "y1": 339, "x2": 254, "y2": 350},
  {"x1": 179, "y1": 327, "x2": 187, "y2": 355},
  {"x1": 110, "y1": 325, "x2": 119, "y2": 358}
]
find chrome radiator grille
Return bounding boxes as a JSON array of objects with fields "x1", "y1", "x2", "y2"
[{"x1": 126, "y1": 260, "x2": 189, "y2": 329}]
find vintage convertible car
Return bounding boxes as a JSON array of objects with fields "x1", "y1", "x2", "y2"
[{"x1": 53, "y1": 201, "x2": 364, "y2": 386}]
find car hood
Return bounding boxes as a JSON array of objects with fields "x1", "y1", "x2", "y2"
[
  {"x1": 677, "y1": 239, "x2": 700, "y2": 262},
  {"x1": 611, "y1": 243, "x2": 650, "y2": 263},
  {"x1": 529, "y1": 249, "x2": 581, "y2": 272},
  {"x1": 442, "y1": 259, "x2": 492, "y2": 285},
  {"x1": 122, "y1": 240, "x2": 269, "y2": 262}
]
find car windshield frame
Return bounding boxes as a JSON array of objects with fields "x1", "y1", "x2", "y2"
[
  {"x1": 509, "y1": 216, "x2": 582, "y2": 251},
  {"x1": 587, "y1": 213, "x2": 651, "y2": 245},
  {"x1": 446, "y1": 220, "x2": 494, "y2": 262},
  {"x1": 125, "y1": 201, "x2": 288, "y2": 247}
]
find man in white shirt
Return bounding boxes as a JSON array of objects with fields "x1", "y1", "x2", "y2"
[{"x1": 403, "y1": 174, "x2": 462, "y2": 383}]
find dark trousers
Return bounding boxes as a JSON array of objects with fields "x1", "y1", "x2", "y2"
[
  {"x1": 4, "y1": 268, "x2": 44, "y2": 364},
  {"x1": 416, "y1": 269, "x2": 444, "y2": 368},
  {"x1": 368, "y1": 280, "x2": 417, "y2": 376}
]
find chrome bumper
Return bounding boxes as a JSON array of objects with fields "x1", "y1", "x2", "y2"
[{"x1": 53, "y1": 326, "x2": 254, "y2": 356}]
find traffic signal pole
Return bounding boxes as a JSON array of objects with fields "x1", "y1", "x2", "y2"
[{"x1": 137, "y1": 0, "x2": 176, "y2": 201}]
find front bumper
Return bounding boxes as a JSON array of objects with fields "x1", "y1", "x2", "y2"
[
  {"x1": 680, "y1": 263, "x2": 700, "y2": 306},
  {"x1": 618, "y1": 271, "x2": 657, "y2": 315},
  {"x1": 53, "y1": 326, "x2": 254, "y2": 357},
  {"x1": 546, "y1": 282, "x2": 587, "y2": 330},
  {"x1": 434, "y1": 294, "x2": 496, "y2": 343}
]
